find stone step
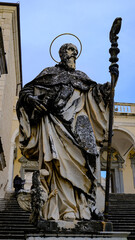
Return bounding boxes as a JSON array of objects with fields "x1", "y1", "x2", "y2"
[
  {"x1": 0, "y1": 213, "x2": 30, "y2": 217},
  {"x1": 0, "y1": 223, "x2": 33, "y2": 226},
  {"x1": 110, "y1": 220, "x2": 135, "y2": 223},
  {"x1": 110, "y1": 204, "x2": 135, "y2": 206},
  {"x1": 108, "y1": 194, "x2": 135, "y2": 235},
  {"x1": 109, "y1": 193, "x2": 135, "y2": 197},
  {"x1": 128, "y1": 236, "x2": 135, "y2": 240},
  {"x1": 113, "y1": 228, "x2": 135, "y2": 231},
  {"x1": 109, "y1": 209, "x2": 135, "y2": 211},
  {"x1": 0, "y1": 208, "x2": 21, "y2": 212},
  {"x1": 0, "y1": 210, "x2": 30, "y2": 213},
  {"x1": 109, "y1": 215, "x2": 135, "y2": 218},
  {"x1": 113, "y1": 223, "x2": 135, "y2": 227},
  {"x1": 0, "y1": 197, "x2": 38, "y2": 239},
  {"x1": 110, "y1": 201, "x2": 135, "y2": 203},
  {"x1": 109, "y1": 207, "x2": 135, "y2": 209},
  {"x1": 109, "y1": 196, "x2": 135, "y2": 198},
  {"x1": 0, "y1": 208, "x2": 29, "y2": 211},
  {"x1": 110, "y1": 202, "x2": 135, "y2": 204},
  {"x1": 0, "y1": 230, "x2": 24, "y2": 234},
  {"x1": 109, "y1": 216, "x2": 135, "y2": 220},
  {"x1": 109, "y1": 213, "x2": 135, "y2": 216},
  {"x1": 0, "y1": 234, "x2": 25, "y2": 239},
  {"x1": 0, "y1": 217, "x2": 30, "y2": 221},
  {"x1": 0, "y1": 229, "x2": 36, "y2": 233},
  {"x1": 108, "y1": 211, "x2": 135, "y2": 214},
  {"x1": 109, "y1": 197, "x2": 135, "y2": 199},
  {"x1": 0, "y1": 223, "x2": 36, "y2": 227},
  {"x1": 0, "y1": 202, "x2": 19, "y2": 205},
  {"x1": 109, "y1": 203, "x2": 135, "y2": 205},
  {"x1": 0, "y1": 206, "x2": 21, "y2": 209},
  {"x1": 0, "y1": 202, "x2": 18, "y2": 205},
  {"x1": 110, "y1": 198, "x2": 135, "y2": 201}
]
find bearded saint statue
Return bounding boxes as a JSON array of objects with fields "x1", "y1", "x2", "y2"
[{"x1": 16, "y1": 42, "x2": 112, "y2": 221}]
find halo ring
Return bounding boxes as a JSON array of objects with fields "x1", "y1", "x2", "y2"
[{"x1": 49, "y1": 33, "x2": 82, "y2": 63}]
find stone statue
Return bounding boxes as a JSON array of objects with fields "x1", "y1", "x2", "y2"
[{"x1": 16, "y1": 43, "x2": 112, "y2": 221}]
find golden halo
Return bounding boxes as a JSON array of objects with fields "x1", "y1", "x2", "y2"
[{"x1": 49, "y1": 33, "x2": 82, "y2": 63}]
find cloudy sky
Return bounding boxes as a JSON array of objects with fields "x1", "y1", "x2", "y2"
[{"x1": 1, "y1": 0, "x2": 135, "y2": 103}]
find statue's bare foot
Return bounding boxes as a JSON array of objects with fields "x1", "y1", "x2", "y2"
[{"x1": 63, "y1": 212, "x2": 75, "y2": 221}]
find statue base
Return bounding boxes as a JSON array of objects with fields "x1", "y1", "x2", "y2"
[
  {"x1": 26, "y1": 235, "x2": 130, "y2": 240},
  {"x1": 26, "y1": 220, "x2": 130, "y2": 240},
  {"x1": 36, "y1": 219, "x2": 113, "y2": 233}
]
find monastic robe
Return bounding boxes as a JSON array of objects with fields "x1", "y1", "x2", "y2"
[{"x1": 16, "y1": 65, "x2": 109, "y2": 220}]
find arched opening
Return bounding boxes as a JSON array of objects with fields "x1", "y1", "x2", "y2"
[
  {"x1": 100, "y1": 128, "x2": 135, "y2": 193},
  {"x1": 100, "y1": 147, "x2": 124, "y2": 193},
  {"x1": 112, "y1": 129, "x2": 135, "y2": 159}
]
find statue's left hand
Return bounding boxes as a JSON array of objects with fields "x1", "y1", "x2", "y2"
[
  {"x1": 99, "y1": 82, "x2": 111, "y2": 105},
  {"x1": 100, "y1": 82, "x2": 111, "y2": 95},
  {"x1": 109, "y1": 63, "x2": 119, "y2": 87}
]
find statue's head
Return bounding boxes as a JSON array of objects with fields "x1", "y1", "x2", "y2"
[{"x1": 59, "y1": 43, "x2": 78, "y2": 70}]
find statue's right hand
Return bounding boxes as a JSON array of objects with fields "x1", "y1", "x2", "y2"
[{"x1": 27, "y1": 95, "x2": 47, "y2": 113}]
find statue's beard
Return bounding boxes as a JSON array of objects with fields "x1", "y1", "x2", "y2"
[{"x1": 63, "y1": 57, "x2": 76, "y2": 70}]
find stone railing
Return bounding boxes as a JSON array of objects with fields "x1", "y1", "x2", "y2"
[{"x1": 114, "y1": 102, "x2": 135, "y2": 114}]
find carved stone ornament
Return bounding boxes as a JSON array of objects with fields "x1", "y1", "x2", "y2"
[
  {"x1": 16, "y1": 42, "x2": 111, "y2": 223},
  {"x1": 19, "y1": 156, "x2": 38, "y2": 168},
  {"x1": 129, "y1": 152, "x2": 135, "y2": 160},
  {"x1": 100, "y1": 146, "x2": 125, "y2": 169}
]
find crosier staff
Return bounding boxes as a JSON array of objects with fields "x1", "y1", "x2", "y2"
[{"x1": 104, "y1": 17, "x2": 122, "y2": 220}]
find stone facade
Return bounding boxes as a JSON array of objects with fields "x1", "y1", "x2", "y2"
[
  {"x1": 113, "y1": 103, "x2": 135, "y2": 193},
  {"x1": 99, "y1": 103, "x2": 135, "y2": 194},
  {"x1": 0, "y1": 3, "x2": 22, "y2": 197},
  {"x1": 95, "y1": 103, "x2": 135, "y2": 211}
]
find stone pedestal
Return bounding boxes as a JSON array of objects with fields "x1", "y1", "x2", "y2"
[
  {"x1": 26, "y1": 232, "x2": 130, "y2": 240},
  {"x1": 26, "y1": 220, "x2": 130, "y2": 240},
  {"x1": 37, "y1": 219, "x2": 113, "y2": 233}
]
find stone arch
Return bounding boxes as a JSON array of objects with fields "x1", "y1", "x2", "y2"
[
  {"x1": 112, "y1": 127, "x2": 135, "y2": 161},
  {"x1": 100, "y1": 127, "x2": 135, "y2": 193}
]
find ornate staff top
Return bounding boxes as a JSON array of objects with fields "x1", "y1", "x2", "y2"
[
  {"x1": 109, "y1": 18, "x2": 122, "y2": 65},
  {"x1": 109, "y1": 17, "x2": 122, "y2": 43}
]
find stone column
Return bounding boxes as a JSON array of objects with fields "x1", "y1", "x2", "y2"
[
  {"x1": 6, "y1": 142, "x2": 16, "y2": 193},
  {"x1": 130, "y1": 154, "x2": 135, "y2": 188},
  {"x1": 114, "y1": 162, "x2": 124, "y2": 193}
]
